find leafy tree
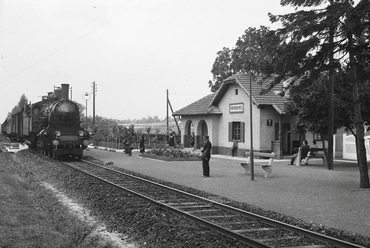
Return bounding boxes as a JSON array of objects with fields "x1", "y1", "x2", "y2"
[
  {"x1": 208, "y1": 0, "x2": 370, "y2": 187},
  {"x1": 267, "y1": 0, "x2": 370, "y2": 187},
  {"x1": 286, "y1": 70, "x2": 370, "y2": 138},
  {"x1": 209, "y1": 47, "x2": 236, "y2": 92},
  {"x1": 209, "y1": 26, "x2": 282, "y2": 92}
]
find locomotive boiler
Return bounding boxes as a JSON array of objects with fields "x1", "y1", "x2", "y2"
[{"x1": 2, "y1": 84, "x2": 90, "y2": 159}]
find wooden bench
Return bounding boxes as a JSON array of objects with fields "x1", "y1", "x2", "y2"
[
  {"x1": 295, "y1": 147, "x2": 327, "y2": 167},
  {"x1": 239, "y1": 151, "x2": 276, "y2": 178}
]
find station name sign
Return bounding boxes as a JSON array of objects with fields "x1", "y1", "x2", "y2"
[{"x1": 229, "y1": 103, "x2": 244, "y2": 113}]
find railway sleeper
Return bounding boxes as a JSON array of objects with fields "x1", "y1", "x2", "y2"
[
  {"x1": 200, "y1": 214, "x2": 239, "y2": 219},
  {"x1": 233, "y1": 227, "x2": 277, "y2": 233},
  {"x1": 185, "y1": 209, "x2": 221, "y2": 214},
  {"x1": 256, "y1": 235, "x2": 302, "y2": 243},
  {"x1": 174, "y1": 204, "x2": 213, "y2": 209},
  {"x1": 216, "y1": 221, "x2": 257, "y2": 226},
  {"x1": 166, "y1": 201, "x2": 208, "y2": 206},
  {"x1": 284, "y1": 245, "x2": 327, "y2": 248}
]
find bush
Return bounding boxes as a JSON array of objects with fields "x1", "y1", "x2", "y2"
[{"x1": 146, "y1": 148, "x2": 200, "y2": 160}]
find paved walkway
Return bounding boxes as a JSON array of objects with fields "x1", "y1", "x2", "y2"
[{"x1": 85, "y1": 148, "x2": 370, "y2": 237}]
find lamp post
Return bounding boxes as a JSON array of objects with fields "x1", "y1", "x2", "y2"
[
  {"x1": 115, "y1": 123, "x2": 120, "y2": 149},
  {"x1": 82, "y1": 92, "x2": 91, "y2": 128}
]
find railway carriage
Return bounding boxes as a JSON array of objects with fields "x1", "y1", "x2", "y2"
[{"x1": 2, "y1": 84, "x2": 90, "y2": 159}]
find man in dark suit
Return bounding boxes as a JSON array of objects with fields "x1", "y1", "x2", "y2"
[
  {"x1": 201, "y1": 135, "x2": 212, "y2": 177},
  {"x1": 290, "y1": 140, "x2": 310, "y2": 165}
]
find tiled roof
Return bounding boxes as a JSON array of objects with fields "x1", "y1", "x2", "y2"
[
  {"x1": 172, "y1": 94, "x2": 222, "y2": 116},
  {"x1": 173, "y1": 73, "x2": 289, "y2": 117},
  {"x1": 219, "y1": 73, "x2": 289, "y2": 114}
]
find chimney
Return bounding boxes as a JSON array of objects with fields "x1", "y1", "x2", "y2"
[{"x1": 61, "y1": 84, "x2": 69, "y2": 100}]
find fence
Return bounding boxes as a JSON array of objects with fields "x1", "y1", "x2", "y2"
[{"x1": 95, "y1": 141, "x2": 167, "y2": 150}]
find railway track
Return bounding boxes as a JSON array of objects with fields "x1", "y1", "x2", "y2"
[{"x1": 63, "y1": 159, "x2": 365, "y2": 248}]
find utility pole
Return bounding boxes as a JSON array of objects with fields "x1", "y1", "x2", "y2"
[
  {"x1": 328, "y1": 0, "x2": 334, "y2": 170},
  {"x1": 166, "y1": 89, "x2": 169, "y2": 146},
  {"x1": 249, "y1": 71, "x2": 254, "y2": 181},
  {"x1": 91, "y1": 81, "x2": 97, "y2": 126}
]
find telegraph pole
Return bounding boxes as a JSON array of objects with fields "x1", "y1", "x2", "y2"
[
  {"x1": 166, "y1": 89, "x2": 169, "y2": 146},
  {"x1": 91, "y1": 81, "x2": 97, "y2": 126}
]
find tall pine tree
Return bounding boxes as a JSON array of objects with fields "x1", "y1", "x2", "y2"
[{"x1": 267, "y1": 0, "x2": 370, "y2": 187}]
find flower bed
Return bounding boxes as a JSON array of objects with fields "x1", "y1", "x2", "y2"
[{"x1": 141, "y1": 148, "x2": 200, "y2": 161}]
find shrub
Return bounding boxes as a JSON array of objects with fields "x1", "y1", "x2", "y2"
[{"x1": 146, "y1": 149, "x2": 199, "y2": 159}]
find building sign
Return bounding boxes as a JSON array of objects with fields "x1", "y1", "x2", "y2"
[{"x1": 229, "y1": 103, "x2": 244, "y2": 113}]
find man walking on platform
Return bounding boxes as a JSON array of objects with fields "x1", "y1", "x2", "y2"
[{"x1": 201, "y1": 135, "x2": 212, "y2": 177}]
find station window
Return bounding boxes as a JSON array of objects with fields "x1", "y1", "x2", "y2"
[
  {"x1": 235, "y1": 89, "x2": 238, "y2": 95},
  {"x1": 229, "y1": 122, "x2": 245, "y2": 142}
]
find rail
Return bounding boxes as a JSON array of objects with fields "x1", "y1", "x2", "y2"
[{"x1": 60, "y1": 159, "x2": 365, "y2": 248}]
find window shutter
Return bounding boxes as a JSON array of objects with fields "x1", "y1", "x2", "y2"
[
  {"x1": 241, "y1": 122, "x2": 245, "y2": 142},
  {"x1": 228, "y1": 122, "x2": 232, "y2": 142}
]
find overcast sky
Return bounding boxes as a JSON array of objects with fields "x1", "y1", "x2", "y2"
[{"x1": 0, "y1": 0, "x2": 296, "y2": 121}]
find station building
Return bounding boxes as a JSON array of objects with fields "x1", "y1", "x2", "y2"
[
  {"x1": 173, "y1": 73, "x2": 304, "y2": 158},
  {"x1": 173, "y1": 72, "x2": 370, "y2": 161}
]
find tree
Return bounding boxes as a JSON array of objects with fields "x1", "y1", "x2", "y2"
[
  {"x1": 209, "y1": 26, "x2": 283, "y2": 92},
  {"x1": 267, "y1": 0, "x2": 370, "y2": 187},
  {"x1": 9, "y1": 94, "x2": 29, "y2": 115},
  {"x1": 209, "y1": 47, "x2": 235, "y2": 92},
  {"x1": 18, "y1": 94, "x2": 28, "y2": 109},
  {"x1": 208, "y1": 0, "x2": 370, "y2": 187},
  {"x1": 286, "y1": 70, "x2": 370, "y2": 141}
]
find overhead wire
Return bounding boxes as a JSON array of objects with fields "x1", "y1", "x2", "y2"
[
  {"x1": 96, "y1": 36, "x2": 237, "y2": 93},
  {"x1": 3, "y1": 1, "x2": 145, "y2": 83},
  {"x1": 3, "y1": 0, "x2": 236, "y2": 97},
  {"x1": 3, "y1": 2, "x2": 64, "y2": 62},
  {"x1": 2, "y1": 0, "x2": 37, "y2": 57}
]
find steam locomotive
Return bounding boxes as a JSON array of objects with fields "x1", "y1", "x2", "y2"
[{"x1": 1, "y1": 84, "x2": 90, "y2": 159}]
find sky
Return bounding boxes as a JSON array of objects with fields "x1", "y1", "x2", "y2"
[{"x1": 0, "y1": 0, "x2": 296, "y2": 122}]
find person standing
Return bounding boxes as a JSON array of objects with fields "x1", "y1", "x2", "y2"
[
  {"x1": 139, "y1": 135, "x2": 145, "y2": 154},
  {"x1": 168, "y1": 130, "x2": 176, "y2": 149},
  {"x1": 125, "y1": 138, "x2": 132, "y2": 156},
  {"x1": 201, "y1": 135, "x2": 212, "y2": 177},
  {"x1": 190, "y1": 133, "x2": 195, "y2": 153},
  {"x1": 231, "y1": 137, "x2": 238, "y2": 157}
]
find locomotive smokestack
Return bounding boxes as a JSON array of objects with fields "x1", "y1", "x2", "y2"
[{"x1": 61, "y1": 84, "x2": 69, "y2": 100}]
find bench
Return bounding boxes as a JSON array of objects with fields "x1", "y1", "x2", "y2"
[
  {"x1": 239, "y1": 151, "x2": 276, "y2": 178},
  {"x1": 295, "y1": 147, "x2": 327, "y2": 167}
]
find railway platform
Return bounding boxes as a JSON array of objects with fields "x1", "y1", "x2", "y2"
[{"x1": 85, "y1": 147, "x2": 370, "y2": 238}]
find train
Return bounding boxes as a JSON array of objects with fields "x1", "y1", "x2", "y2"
[{"x1": 1, "y1": 84, "x2": 90, "y2": 159}]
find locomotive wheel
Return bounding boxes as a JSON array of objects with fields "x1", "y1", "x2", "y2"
[{"x1": 76, "y1": 155, "x2": 82, "y2": 160}]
